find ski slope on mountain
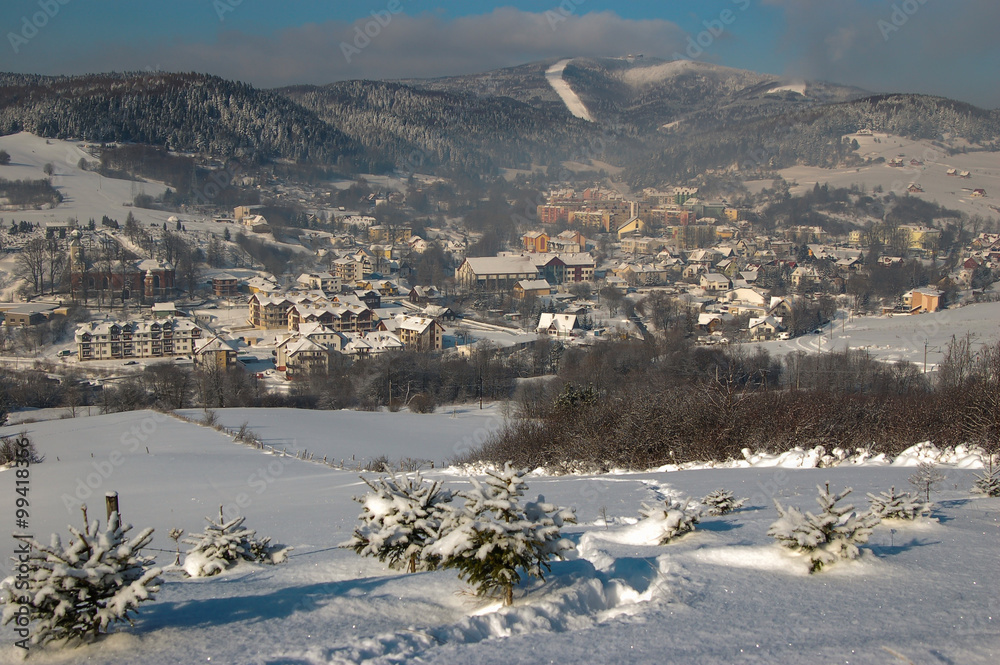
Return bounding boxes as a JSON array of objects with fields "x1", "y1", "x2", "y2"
[
  {"x1": 0, "y1": 410, "x2": 996, "y2": 664},
  {"x1": 546, "y1": 59, "x2": 594, "y2": 122}
]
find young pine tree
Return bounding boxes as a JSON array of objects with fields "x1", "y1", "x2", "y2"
[
  {"x1": 768, "y1": 484, "x2": 880, "y2": 573},
  {"x1": 866, "y1": 486, "x2": 931, "y2": 520},
  {"x1": 182, "y1": 507, "x2": 290, "y2": 577},
  {"x1": 0, "y1": 507, "x2": 162, "y2": 646},
  {"x1": 971, "y1": 457, "x2": 1000, "y2": 497},
  {"x1": 638, "y1": 497, "x2": 702, "y2": 544},
  {"x1": 700, "y1": 488, "x2": 748, "y2": 516},
  {"x1": 348, "y1": 472, "x2": 453, "y2": 573},
  {"x1": 427, "y1": 463, "x2": 576, "y2": 606}
]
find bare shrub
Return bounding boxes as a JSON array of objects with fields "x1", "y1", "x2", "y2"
[{"x1": 407, "y1": 393, "x2": 436, "y2": 414}]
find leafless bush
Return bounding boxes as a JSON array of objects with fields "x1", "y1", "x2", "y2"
[
  {"x1": 364, "y1": 455, "x2": 391, "y2": 473},
  {"x1": 407, "y1": 393, "x2": 436, "y2": 414},
  {"x1": 0, "y1": 433, "x2": 43, "y2": 465},
  {"x1": 234, "y1": 421, "x2": 262, "y2": 448},
  {"x1": 201, "y1": 409, "x2": 218, "y2": 427}
]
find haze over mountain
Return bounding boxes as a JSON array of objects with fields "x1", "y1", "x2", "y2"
[{"x1": 1, "y1": 57, "x2": 998, "y2": 185}]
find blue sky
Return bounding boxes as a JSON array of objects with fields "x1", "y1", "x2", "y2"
[{"x1": 1, "y1": 1, "x2": 997, "y2": 108}]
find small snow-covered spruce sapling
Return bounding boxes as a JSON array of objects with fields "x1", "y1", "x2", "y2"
[
  {"x1": 768, "y1": 484, "x2": 881, "y2": 573},
  {"x1": 971, "y1": 457, "x2": 1000, "y2": 497},
  {"x1": 181, "y1": 507, "x2": 291, "y2": 577},
  {"x1": 700, "y1": 488, "x2": 748, "y2": 516},
  {"x1": 426, "y1": 463, "x2": 576, "y2": 607},
  {"x1": 638, "y1": 497, "x2": 702, "y2": 544},
  {"x1": 907, "y1": 461, "x2": 947, "y2": 504},
  {"x1": 347, "y1": 472, "x2": 454, "y2": 573},
  {"x1": 0, "y1": 506, "x2": 162, "y2": 646},
  {"x1": 866, "y1": 486, "x2": 931, "y2": 520}
]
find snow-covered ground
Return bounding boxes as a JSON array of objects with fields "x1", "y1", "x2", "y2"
[
  {"x1": 0, "y1": 410, "x2": 996, "y2": 664},
  {"x1": 746, "y1": 132, "x2": 1000, "y2": 220},
  {"x1": 175, "y1": 403, "x2": 505, "y2": 469},
  {"x1": 546, "y1": 59, "x2": 595, "y2": 122},
  {"x1": 0, "y1": 132, "x2": 176, "y2": 229},
  {"x1": 752, "y1": 300, "x2": 1000, "y2": 371}
]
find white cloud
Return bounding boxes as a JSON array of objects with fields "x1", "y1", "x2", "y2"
[{"x1": 43, "y1": 9, "x2": 687, "y2": 87}]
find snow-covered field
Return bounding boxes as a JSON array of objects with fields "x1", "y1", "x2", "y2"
[
  {"x1": 753, "y1": 300, "x2": 1000, "y2": 369},
  {"x1": 0, "y1": 132, "x2": 175, "y2": 229},
  {"x1": 746, "y1": 132, "x2": 1000, "y2": 220},
  {"x1": 0, "y1": 410, "x2": 996, "y2": 664}
]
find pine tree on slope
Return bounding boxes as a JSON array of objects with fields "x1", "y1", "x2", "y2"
[
  {"x1": 427, "y1": 463, "x2": 576, "y2": 606},
  {"x1": 768, "y1": 484, "x2": 880, "y2": 573},
  {"x1": 182, "y1": 507, "x2": 290, "y2": 577},
  {"x1": 347, "y1": 472, "x2": 453, "y2": 573},
  {"x1": 866, "y1": 486, "x2": 931, "y2": 520},
  {"x1": 638, "y1": 497, "x2": 702, "y2": 544},
  {"x1": 0, "y1": 507, "x2": 161, "y2": 645},
  {"x1": 971, "y1": 458, "x2": 1000, "y2": 497},
  {"x1": 700, "y1": 488, "x2": 748, "y2": 516}
]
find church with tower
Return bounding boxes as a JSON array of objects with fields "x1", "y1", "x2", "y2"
[{"x1": 68, "y1": 230, "x2": 176, "y2": 302}]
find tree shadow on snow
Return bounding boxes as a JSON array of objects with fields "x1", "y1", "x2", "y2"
[
  {"x1": 931, "y1": 499, "x2": 971, "y2": 522},
  {"x1": 138, "y1": 574, "x2": 404, "y2": 630},
  {"x1": 867, "y1": 537, "x2": 940, "y2": 558},
  {"x1": 697, "y1": 520, "x2": 743, "y2": 533}
]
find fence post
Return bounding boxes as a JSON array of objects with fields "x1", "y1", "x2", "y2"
[{"x1": 105, "y1": 491, "x2": 119, "y2": 522}]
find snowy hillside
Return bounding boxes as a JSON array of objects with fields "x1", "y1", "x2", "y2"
[
  {"x1": 0, "y1": 410, "x2": 996, "y2": 664},
  {"x1": 0, "y1": 132, "x2": 172, "y2": 228}
]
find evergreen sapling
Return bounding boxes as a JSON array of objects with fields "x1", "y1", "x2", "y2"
[
  {"x1": 0, "y1": 506, "x2": 161, "y2": 646},
  {"x1": 971, "y1": 458, "x2": 1000, "y2": 497},
  {"x1": 347, "y1": 472, "x2": 453, "y2": 573},
  {"x1": 427, "y1": 463, "x2": 576, "y2": 606},
  {"x1": 700, "y1": 488, "x2": 747, "y2": 516},
  {"x1": 182, "y1": 507, "x2": 290, "y2": 577},
  {"x1": 866, "y1": 486, "x2": 931, "y2": 520},
  {"x1": 908, "y1": 462, "x2": 946, "y2": 504},
  {"x1": 768, "y1": 484, "x2": 880, "y2": 573},
  {"x1": 638, "y1": 497, "x2": 702, "y2": 544}
]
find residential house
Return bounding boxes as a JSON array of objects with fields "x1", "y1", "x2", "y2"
[
  {"x1": 522, "y1": 231, "x2": 549, "y2": 253},
  {"x1": 75, "y1": 318, "x2": 203, "y2": 361},
  {"x1": 537, "y1": 313, "x2": 583, "y2": 338},
  {"x1": 791, "y1": 266, "x2": 820, "y2": 289},
  {"x1": 282, "y1": 337, "x2": 333, "y2": 378},
  {"x1": 904, "y1": 288, "x2": 943, "y2": 313},
  {"x1": 514, "y1": 279, "x2": 552, "y2": 300},
  {"x1": 296, "y1": 271, "x2": 341, "y2": 294},
  {"x1": 246, "y1": 276, "x2": 278, "y2": 294},
  {"x1": 700, "y1": 273, "x2": 731, "y2": 292},
  {"x1": 194, "y1": 335, "x2": 239, "y2": 370},
  {"x1": 408, "y1": 285, "x2": 442, "y2": 304},
  {"x1": 549, "y1": 230, "x2": 586, "y2": 253},
  {"x1": 748, "y1": 316, "x2": 785, "y2": 341},
  {"x1": 212, "y1": 273, "x2": 240, "y2": 298},
  {"x1": 368, "y1": 225, "x2": 412, "y2": 243},
  {"x1": 379, "y1": 315, "x2": 445, "y2": 351}
]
